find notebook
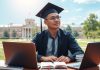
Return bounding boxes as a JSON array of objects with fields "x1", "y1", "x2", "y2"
[
  {"x1": 41, "y1": 62, "x2": 67, "y2": 69},
  {"x1": 66, "y1": 42, "x2": 100, "y2": 70},
  {"x1": 2, "y1": 42, "x2": 38, "y2": 69}
]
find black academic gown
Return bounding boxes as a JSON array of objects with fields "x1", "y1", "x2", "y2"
[{"x1": 32, "y1": 29, "x2": 84, "y2": 62}]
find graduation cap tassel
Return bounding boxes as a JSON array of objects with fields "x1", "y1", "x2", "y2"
[{"x1": 40, "y1": 18, "x2": 42, "y2": 32}]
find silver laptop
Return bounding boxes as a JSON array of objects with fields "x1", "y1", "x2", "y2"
[{"x1": 67, "y1": 42, "x2": 100, "y2": 70}]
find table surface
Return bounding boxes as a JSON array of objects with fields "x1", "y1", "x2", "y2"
[
  {"x1": 0, "y1": 60, "x2": 78, "y2": 70},
  {"x1": 1, "y1": 60, "x2": 99, "y2": 70}
]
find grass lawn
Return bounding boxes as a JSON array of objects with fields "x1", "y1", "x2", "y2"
[
  {"x1": 0, "y1": 48, "x2": 4, "y2": 59},
  {"x1": 77, "y1": 38, "x2": 100, "y2": 47},
  {"x1": 0, "y1": 38, "x2": 100, "y2": 60}
]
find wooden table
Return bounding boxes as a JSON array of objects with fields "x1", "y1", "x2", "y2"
[{"x1": 0, "y1": 60, "x2": 77, "y2": 70}]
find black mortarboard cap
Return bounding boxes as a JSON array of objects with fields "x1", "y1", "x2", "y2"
[
  {"x1": 36, "y1": 2, "x2": 64, "y2": 19},
  {"x1": 36, "y1": 2, "x2": 64, "y2": 32}
]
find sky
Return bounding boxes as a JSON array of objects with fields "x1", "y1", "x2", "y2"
[{"x1": 0, "y1": 0, "x2": 100, "y2": 27}]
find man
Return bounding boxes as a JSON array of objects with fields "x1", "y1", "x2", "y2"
[{"x1": 32, "y1": 2, "x2": 84, "y2": 63}]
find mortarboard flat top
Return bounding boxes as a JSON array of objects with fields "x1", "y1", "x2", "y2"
[{"x1": 36, "y1": 2, "x2": 64, "y2": 19}]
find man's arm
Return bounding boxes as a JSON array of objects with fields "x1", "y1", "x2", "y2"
[
  {"x1": 32, "y1": 33, "x2": 42, "y2": 61},
  {"x1": 40, "y1": 56, "x2": 57, "y2": 62},
  {"x1": 32, "y1": 33, "x2": 57, "y2": 62},
  {"x1": 56, "y1": 56, "x2": 71, "y2": 63},
  {"x1": 67, "y1": 32, "x2": 84, "y2": 61}
]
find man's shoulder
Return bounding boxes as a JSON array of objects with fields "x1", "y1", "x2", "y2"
[
  {"x1": 35, "y1": 30, "x2": 47, "y2": 37},
  {"x1": 60, "y1": 29, "x2": 71, "y2": 36}
]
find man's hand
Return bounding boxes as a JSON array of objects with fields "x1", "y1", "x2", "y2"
[
  {"x1": 56, "y1": 56, "x2": 71, "y2": 63},
  {"x1": 40, "y1": 56, "x2": 57, "y2": 62}
]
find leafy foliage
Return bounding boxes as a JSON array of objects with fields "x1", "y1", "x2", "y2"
[
  {"x1": 12, "y1": 30, "x2": 17, "y2": 38},
  {"x1": 72, "y1": 31, "x2": 79, "y2": 38},
  {"x1": 3, "y1": 30, "x2": 9, "y2": 38},
  {"x1": 66, "y1": 25, "x2": 72, "y2": 33},
  {"x1": 83, "y1": 13, "x2": 100, "y2": 39}
]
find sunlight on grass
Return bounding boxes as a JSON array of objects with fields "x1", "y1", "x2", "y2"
[
  {"x1": 0, "y1": 38, "x2": 100, "y2": 60},
  {"x1": 0, "y1": 48, "x2": 4, "y2": 60},
  {"x1": 77, "y1": 39, "x2": 100, "y2": 52}
]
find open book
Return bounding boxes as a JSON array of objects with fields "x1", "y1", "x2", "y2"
[{"x1": 41, "y1": 62, "x2": 67, "y2": 69}]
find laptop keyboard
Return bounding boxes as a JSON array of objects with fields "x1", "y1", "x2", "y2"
[{"x1": 66, "y1": 62, "x2": 81, "y2": 69}]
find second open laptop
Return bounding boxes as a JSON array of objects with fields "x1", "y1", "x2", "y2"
[
  {"x1": 2, "y1": 41, "x2": 38, "y2": 69},
  {"x1": 67, "y1": 42, "x2": 100, "y2": 70}
]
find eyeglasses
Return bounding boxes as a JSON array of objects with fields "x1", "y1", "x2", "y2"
[{"x1": 46, "y1": 16, "x2": 61, "y2": 20}]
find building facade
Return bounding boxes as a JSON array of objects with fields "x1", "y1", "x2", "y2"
[
  {"x1": 0, "y1": 19, "x2": 38, "y2": 39},
  {"x1": 0, "y1": 19, "x2": 84, "y2": 39}
]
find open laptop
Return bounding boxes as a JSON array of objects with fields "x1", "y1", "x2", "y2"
[
  {"x1": 67, "y1": 42, "x2": 100, "y2": 70},
  {"x1": 2, "y1": 41, "x2": 38, "y2": 69}
]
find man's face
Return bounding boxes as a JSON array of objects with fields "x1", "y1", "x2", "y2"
[{"x1": 44, "y1": 13, "x2": 61, "y2": 29}]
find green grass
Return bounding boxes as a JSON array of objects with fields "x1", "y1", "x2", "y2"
[
  {"x1": 0, "y1": 47, "x2": 4, "y2": 60},
  {"x1": 0, "y1": 38, "x2": 100, "y2": 60},
  {"x1": 77, "y1": 38, "x2": 100, "y2": 51},
  {"x1": 77, "y1": 38, "x2": 100, "y2": 47}
]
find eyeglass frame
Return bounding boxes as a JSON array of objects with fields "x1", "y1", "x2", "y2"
[{"x1": 45, "y1": 15, "x2": 61, "y2": 20}]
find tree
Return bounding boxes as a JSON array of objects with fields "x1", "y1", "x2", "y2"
[
  {"x1": 96, "y1": 21, "x2": 100, "y2": 37},
  {"x1": 71, "y1": 23, "x2": 75, "y2": 25},
  {"x1": 3, "y1": 30, "x2": 9, "y2": 38},
  {"x1": 72, "y1": 31, "x2": 79, "y2": 38},
  {"x1": 82, "y1": 13, "x2": 99, "y2": 39},
  {"x1": 12, "y1": 30, "x2": 17, "y2": 38},
  {"x1": 66, "y1": 25, "x2": 72, "y2": 33}
]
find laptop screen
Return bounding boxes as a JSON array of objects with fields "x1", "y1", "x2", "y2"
[
  {"x1": 2, "y1": 42, "x2": 37, "y2": 69},
  {"x1": 80, "y1": 42, "x2": 100, "y2": 70},
  {"x1": 66, "y1": 42, "x2": 100, "y2": 70}
]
